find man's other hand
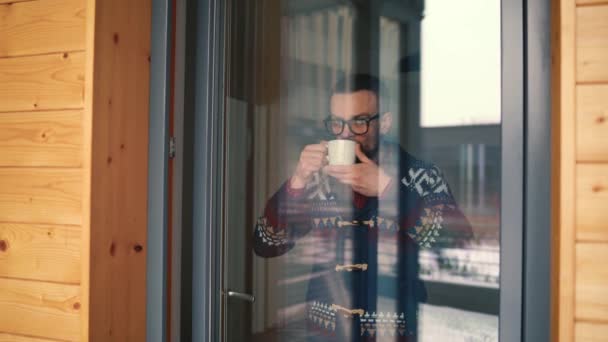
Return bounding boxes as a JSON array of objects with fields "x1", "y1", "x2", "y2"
[
  {"x1": 323, "y1": 144, "x2": 391, "y2": 197},
  {"x1": 291, "y1": 141, "x2": 328, "y2": 189}
]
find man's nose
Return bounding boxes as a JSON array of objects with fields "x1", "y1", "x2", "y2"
[{"x1": 339, "y1": 125, "x2": 354, "y2": 139}]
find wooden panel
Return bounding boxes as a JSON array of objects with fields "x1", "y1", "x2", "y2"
[
  {"x1": 0, "y1": 223, "x2": 80, "y2": 283},
  {"x1": 576, "y1": 164, "x2": 608, "y2": 241},
  {"x1": 0, "y1": 168, "x2": 81, "y2": 225},
  {"x1": 0, "y1": 278, "x2": 80, "y2": 341},
  {"x1": 0, "y1": 0, "x2": 85, "y2": 58},
  {"x1": 577, "y1": 0, "x2": 608, "y2": 5},
  {"x1": 81, "y1": 0, "x2": 94, "y2": 339},
  {"x1": 576, "y1": 322, "x2": 608, "y2": 342},
  {"x1": 0, "y1": 0, "x2": 33, "y2": 4},
  {"x1": 576, "y1": 243, "x2": 608, "y2": 321},
  {"x1": 555, "y1": 0, "x2": 577, "y2": 340},
  {"x1": 0, "y1": 333, "x2": 57, "y2": 342},
  {"x1": 0, "y1": 110, "x2": 82, "y2": 167},
  {"x1": 577, "y1": 6, "x2": 608, "y2": 82},
  {"x1": 577, "y1": 85, "x2": 608, "y2": 161},
  {"x1": 0, "y1": 52, "x2": 84, "y2": 112},
  {"x1": 87, "y1": 0, "x2": 150, "y2": 340}
]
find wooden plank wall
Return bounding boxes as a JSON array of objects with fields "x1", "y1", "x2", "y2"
[
  {"x1": 0, "y1": 0, "x2": 85, "y2": 340},
  {"x1": 0, "y1": 0, "x2": 151, "y2": 340},
  {"x1": 555, "y1": 0, "x2": 608, "y2": 341}
]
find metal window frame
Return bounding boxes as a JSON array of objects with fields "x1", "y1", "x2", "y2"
[
  {"x1": 500, "y1": 0, "x2": 552, "y2": 340},
  {"x1": 500, "y1": 0, "x2": 525, "y2": 340},
  {"x1": 144, "y1": 0, "x2": 554, "y2": 340},
  {"x1": 170, "y1": 0, "x2": 188, "y2": 340},
  {"x1": 146, "y1": 0, "x2": 173, "y2": 341},
  {"x1": 523, "y1": 0, "x2": 552, "y2": 341},
  {"x1": 189, "y1": 0, "x2": 227, "y2": 341}
]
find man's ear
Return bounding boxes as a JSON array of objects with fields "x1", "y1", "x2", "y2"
[{"x1": 379, "y1": 112, "x2": 393, "y2": 134}]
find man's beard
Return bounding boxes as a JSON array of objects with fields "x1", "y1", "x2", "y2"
[{"x1": 357, "y1": 137, "x2": 380, "y2": 162}]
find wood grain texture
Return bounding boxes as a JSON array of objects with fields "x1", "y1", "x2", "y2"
[
  {"x1": 0, "y1": 0, "x2": 85, "y2": 58},
  {"x1": 0, "y1": 52, "x2": 84, "y2": 113},
  {"x1": 0, "y1": 277, "x2": 80, "y2": 341},
  {"x1": 575, "y1": 322, "x2": 608, "y2": 342},
  {"x1": 552, "y1": 0, "x2": 564, "y2": 337},
  {"x1": 576, "y1": 164, "x2": 608, "y2": 241},
  {"x1": 577, "y1": 0, "x2": 608, "y2": 5},
  {"x1": 0, "y1": 0, "x2": 34, "y2": 4},
  {"x1": 0, "y1": 333, "x2": 58, "y2": 342},
  {"x1": 87, "y1": 0, "x2": 151, "y2": 340},
  {"x1": 577, "y1": 6, "x2": 608, "y2": 82},
  {"x1": 577, "y1": 85, "x2": 608, "y2": 161},
  {"x1": 555, "y1": 0, "x2": 578, "y2": 340},
  {"x1": 0, "y1": 222, "x2": 80, "y2": 283},
  {"x1": 0, "y1": 110, "x2": 82, "y2": 167},
  {"x1": 551, "y1": 1, "x2": 561, "y2": 336},
  {"x1": 0, "y1": 168, "x2": 81, "y2": 225},
  {"x1": 81, "y1": 0, "x2": 95, "y2": 339},
  {"x1": 576, "y1": 243, "x2": 608, "y2": 321}
]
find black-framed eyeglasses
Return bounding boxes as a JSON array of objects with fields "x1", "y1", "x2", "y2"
[{"x1": 324, "y1": 113, "x2": 380, "y2": 136}]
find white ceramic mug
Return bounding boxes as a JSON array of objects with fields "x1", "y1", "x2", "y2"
[{"x1": 327, "y1": 139, "x2": 356, "y2": 165}]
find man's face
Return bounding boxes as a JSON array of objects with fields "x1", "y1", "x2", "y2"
[{"x1": 329, "y1": 90, "x2": 388, "y2": 158}]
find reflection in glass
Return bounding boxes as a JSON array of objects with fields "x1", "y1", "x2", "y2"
[{"x1": 223, "y1": 1, "x2": 501, "y2": 341}]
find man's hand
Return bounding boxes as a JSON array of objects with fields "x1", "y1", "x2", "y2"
[
  {"x1": 290, "y1": 141, "x2": 328, "y2": 189},
  {"x1": 323, "y1": 144, "x2": 392, "y2": 197}
]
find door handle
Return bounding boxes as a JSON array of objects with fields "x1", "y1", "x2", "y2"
[{"x1": 226, "y1": 290, "x2": 255, "y2": 303}]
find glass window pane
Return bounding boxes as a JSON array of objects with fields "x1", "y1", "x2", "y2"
[{"x1": 223, "y1": 1, "x2": 502, "y2": 341}]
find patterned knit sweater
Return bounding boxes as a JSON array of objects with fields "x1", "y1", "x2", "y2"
[{"x1": 253, "y1": 141, "x2": 473, "y2": 341}]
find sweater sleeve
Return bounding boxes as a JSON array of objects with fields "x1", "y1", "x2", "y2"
[
  {"x1": 252, "y1": 179, "x2": 315, "y2": 258},
  {"x1": 400, "y1": 165, "x2": 474, "y2": 249}
]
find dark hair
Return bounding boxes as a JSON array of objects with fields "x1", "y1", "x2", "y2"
[{"x1": 332, "y1": 73, "x2": 389, "y2": 113}]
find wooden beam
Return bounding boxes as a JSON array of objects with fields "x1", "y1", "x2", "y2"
[
  {"x1": 0, "y1": 0, "x2": 85, "y2": 58},
  {"x1": 0, "y1": 52, "x2": 85, "y2": 113},
  {"x1": 0, "y1": 110, "x2": 82, "y2": 167},
  {"x1": 554, "y1": 0, "x2": 577, "y2": 340},
  {"x1": 0, "y1": 277, "x2": 80, "y2": 341},
  {"x1": 81, "y1": 0, "x2": 95, "y2": 338},
  {"x1": 85, "y1": 0, "x2": 151, "y2": 340}
]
